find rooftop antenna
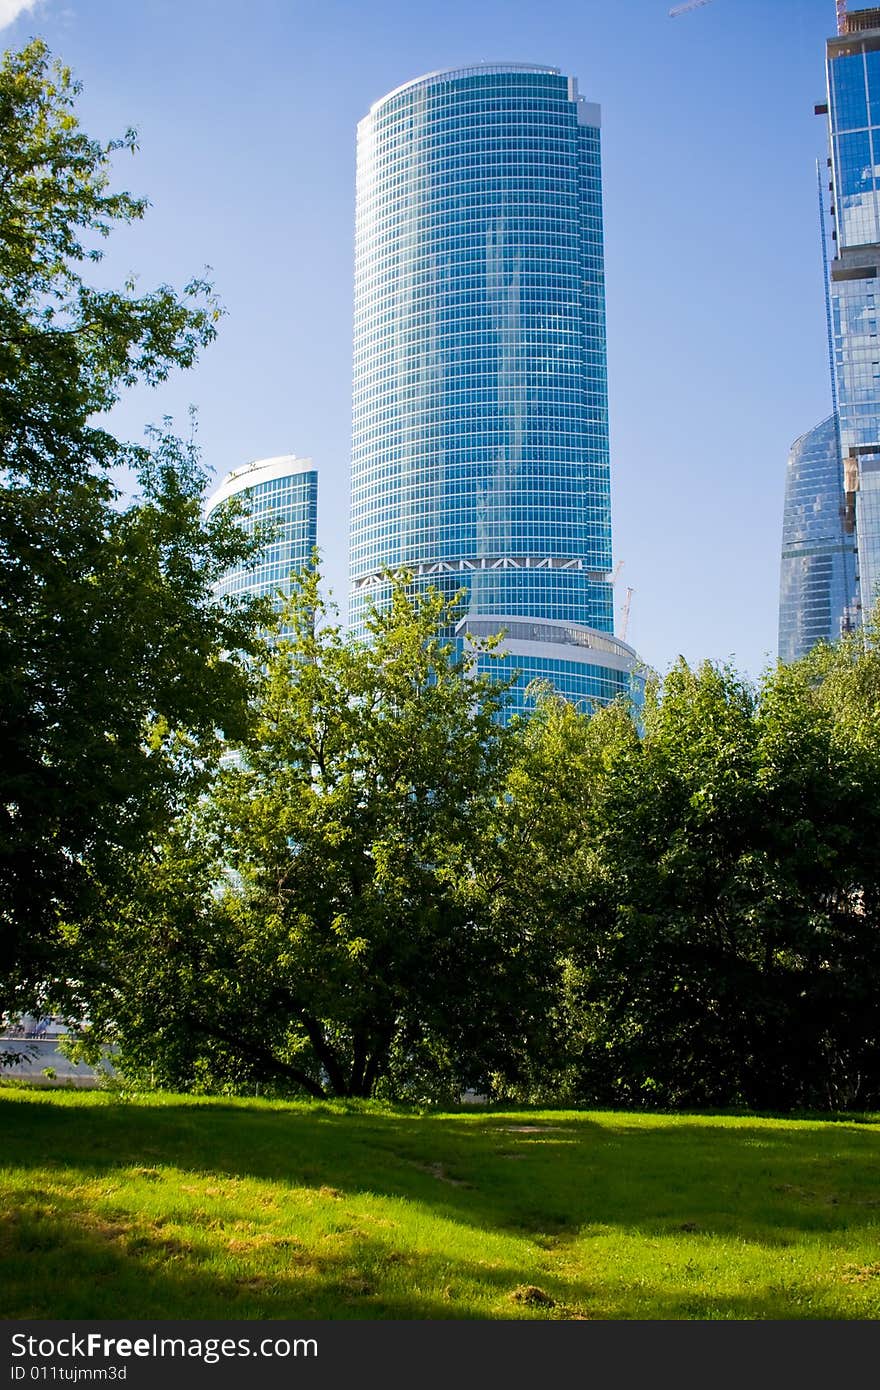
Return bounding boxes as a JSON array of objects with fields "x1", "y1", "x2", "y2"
[
  {"x1": 669, "y1": 0, "x2": 714, "y2": 16},
  {"x1": 837, "y1": 0, "x2": 847, "y2": 34}
]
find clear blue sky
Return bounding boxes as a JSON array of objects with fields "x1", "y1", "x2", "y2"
[{"x1": 2, "y1": 0, "x2": 843, "y2": 679}]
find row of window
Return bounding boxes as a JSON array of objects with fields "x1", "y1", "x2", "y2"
[
  {"x1": 350, "y1": 462, "x2": 610, "y2": 480},
  {"x1": 350, "y1": 493, "x2": 610, "y2": 510},
  {"x1": 352, "y1": 310, "x2": 603, "y2": 334},
  {"x1": 353, "y1": 348, "x2": 606, "y2": 370},
  {"x1": 352, "y1": 412, "x2": 607, "y2": 430},
  {"x1": 352, "y1": 438, "x2": 609, "y2": 458},
  {"x1": 368, "y1": 116, "x2": 584, "y2": 142},
  {"x1": 483, "y1": 653, "x2": 635, "y2": 716},
  {"x1": 355, "y1": 243, "x2": 602, "y2": 260},
  {"x1": 350, "y1": 524, "x2": 611, "y2": 543},
  {"x1": 353, "y1": 346, "x2": 605, "y2": 364},
  {"x1": 355, "y1": 231, "x2": 590, "y2": 256},
  {"x1": 353, "y1": 388, "x2": 608, "y2": 404},
  {"x1": 354, "y1": 276, "x2": 599, "y2": 301},
  {"x1": 352, "y1": 459, "x2": 609, "y2": 478},
  {"x1": 374, "y1": 99, "x2": 579, "y2": 121},
  {"x1": 351, "y1": 477, "x2": 609, "y2": 496},
  {"x1": 353, "y1": 390, "x2": 606, "y2": 410}
]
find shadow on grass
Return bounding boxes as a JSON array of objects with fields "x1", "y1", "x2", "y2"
[
  {"x1": 3, "y1": 1093, "x2": 880, "y2": 1236},
  {"x1": 0, "y1": 1186, "x2": 864, "y2": 1323}
]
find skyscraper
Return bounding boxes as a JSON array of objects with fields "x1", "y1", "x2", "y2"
[
  {"x1": 206, "y1": 454, "x2": 318, "y2": 611},
  {"x1": 349, "y1": 64, "x2": 640, "y2": 714},
  {"x1": 822, "y1": 4, "x2": 880, "y2": 627},
  {"x1": 779, "y1": 415, "x2": 858, "y2": 661}
]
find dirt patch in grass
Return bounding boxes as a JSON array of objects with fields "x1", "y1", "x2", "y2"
[
  {"x1": 840, "y1": 1263, "x2": 880, "y2": 1284},
  {"x1": 508, "y1": 1284, "x2": 555, "y2": 1307},
  {"x1": 412, "y1": 1161, "x2": 470, "y2": 1187},
  {"x1": 500, "y1": 1126, "x2": 562, "y2": 1134},
  {"x1": 75, "y1": 1214, "x2": 133, "y2": 1243},
  {"x1": 226, "y1": 1234, "x2": 303, "y2": 1254}
]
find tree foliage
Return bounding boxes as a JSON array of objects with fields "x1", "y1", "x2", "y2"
[
  {"x1": 0, "y1": 42, "x2": 267, "y2": 1017},
  {"x1": 491, "y1": 631, "x2": 880, "y2": 1111},
  {"x1": 78, "y1": 597, "x2": 880, "y2": 1110},
  {"x1": 0, "y1": 40, "x2": 219, "y2": 484},
  {"x1": 80, "y1": 572, "x2": 563, "y2": 1099}
]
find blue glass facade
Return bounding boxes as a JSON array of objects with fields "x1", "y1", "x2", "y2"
[
  {"x1": 350, "y1": 64, "x2": 640, "y2": 713},
  {"x1": 826, "y1": 12, "x2": 880, "y2": 623},
  {"x1": 460, "y1": 615, "x2": 640, "y2": 718},
  {"x1": 206, "y1": 455, "x2": 318, "y2": 610},
  {"x1": 778, "y1": 415, "x2": 858, "y2": 661}
]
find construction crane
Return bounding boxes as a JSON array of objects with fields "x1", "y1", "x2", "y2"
[
  {"x1": 617, "y1": 583, "x2": 631, "y2": 642},
  {"x1": 669, "y1": 0, "x2": 714, "y2": 17},
  {"x1": 838, "y1": 0, "x2": 848, "y2": 34}
]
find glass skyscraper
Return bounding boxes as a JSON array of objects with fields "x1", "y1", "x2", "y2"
[
  {"x1": 349, "y1": 64, "x2": 641, "y2": 715},
  {"x1": 823, "y1": 5, "x2": 880, "y2": 627},
  {"x1": 779, "y1": 414, "x2": 858, "y2": 661},
  {"x1": 206, "y1": 454, "x2": 318, "y2": 611}
]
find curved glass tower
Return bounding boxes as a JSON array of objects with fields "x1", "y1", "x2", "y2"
[
  {"x1": 206, "y1": 454, "x2": 318, "y2": 610},
  {"x1": 349, "y1": 64, "x2": 640, "y2": 714},
  {"x1": 778, "y1": 415, "x2": 858, "y2": 661}
]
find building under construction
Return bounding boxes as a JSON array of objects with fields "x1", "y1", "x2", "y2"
[
  {"x1": 779, "y1": 4, "x2": 880, "y2": 657},
  {"x1": 822, "y1": 4, "x2": 880, "y2": 627}
]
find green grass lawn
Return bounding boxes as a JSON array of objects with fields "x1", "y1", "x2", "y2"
[{"x1": 2, "y1": 1086, "x2": 880, "y2": 1320}]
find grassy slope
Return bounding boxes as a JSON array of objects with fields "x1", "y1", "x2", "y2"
[{"x1": 2, "y1": 1088, "x2": 880, "y2": 1320}]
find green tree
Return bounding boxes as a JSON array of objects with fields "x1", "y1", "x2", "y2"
[
  {"x1": 79, "y1": 572, "x2": 561, "y2": 1100},
  {"x1": 0, "y1": 41, "x2": 268, "y2": 1019},
  {"x1": 539, "y1": 642, "x2": 880, "y2": 1111},
  {"x1": 465, "y1": 689, "x2": 637, "y2": 1102}
]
